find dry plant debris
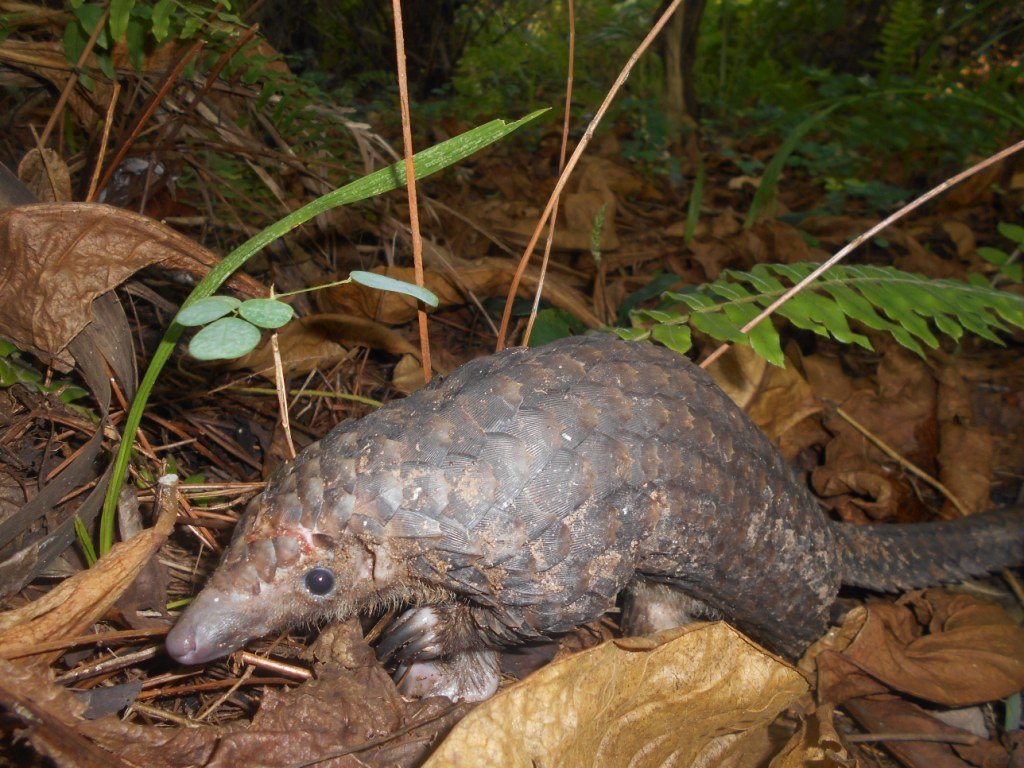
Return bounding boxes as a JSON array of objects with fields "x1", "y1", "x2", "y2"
[{"x1": 0, "y1": 7, "x2": 1022, "y2": 766}]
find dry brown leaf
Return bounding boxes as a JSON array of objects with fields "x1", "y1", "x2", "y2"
[
  {"x1": 811, "y1": 468, "x2": 896, "y2": 520},
  {"x1": 937, "y1": 363, "x2": 974, "y2": 422},
  {"x1": 746, "y1": 360, "x2": 822, "y2": 444},
  {"x1": 0, "y1": 619, "x2": 464, "y2": 768},
  {"x1": 755, "y1": 220, "x2": 825, "y2": 265},
  {"x1": 688, "y1": 239, "x2": 734, "y2": 278},
  {"x1": 941, "y1": 221, "x2": 977, "y2": 260},
  {"x1": 800, "y1": 353, "x2": 860, "y2": 405},
  {"x1": 817, "y1": 592, "x2": 1024, "y2": 708},
  {"x1": 562, "y1": 188, "x2": 619, "y2": 250},
  {"x1": 0, "y1": 492, "x2": 176, "y2": 663},
  {"x1": 18, "y1": 148, "x2": 71, "y2": 202},
  {"x1": 727, "y1": 175, "x2": 761, "y2": 190},
  {"x1": 812, "y1": 347, "x2": 937, "y2": 521},
  {"x1": 937, "y1": 422, "x2": 994, "y2": 516},
  {"x1": 0, "y1": 202, "x2": 264, "y2": 368},
  {"x1": 937, "y1": 159, "x2": 1001, "y2": 210},
  {"x1": 229, "y1": 313, "x2": 419, "y2": 379},
  {"x1": 843, "y1": 697, "x2": 1002, "y2": 768},
  {"x1": 707, "y1": 343, "x2": 769, "y2": 411},
  {"x1": 424, "y1": 622, "x2": 808, "y2": 768},
  {"x1": 392, "y1": 353, "x2": 427, "y2": 394},
  {"x1": 799, "y1": 216, "x2": 878, "y2": 250},
  {"x1": 711, "y1": 210, "x2": 742, "y2": 238},
  {"x1": 707, "y1": 345, "x2": 823, "y2": 443},
  {"x1": 769, "y1": 703, "x2": 849, "y2": 768},
  {"x1": 475, "y1": 157, "x2": 633, "y2": 252},
  {"x1": 935, "y1": 365, "x2": 994, "y2": 516}
]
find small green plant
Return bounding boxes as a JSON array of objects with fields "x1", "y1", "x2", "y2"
[
  {"x1": 976, "y1": 220, "x2": 1024, "y2": 286},
  {"x1": 64, "y1": 0, "x2": 244, "y2": 81},
  {"x1": 620, "y1": 262, "x2": 1024, "y2": 367},
  {"x1": 0, "y1": 340, "x2": 90, "y2": 407},
  {"x1": 98, "y1": 109, "x2": 547, "y2": 556},
  {"x1": 176, "y1": 273, "x2": 440, "y2": 361}
]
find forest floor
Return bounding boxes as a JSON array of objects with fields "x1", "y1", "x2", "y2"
[{"x1": 0, "y1": 21, "x2": 1022, "y2": 767}]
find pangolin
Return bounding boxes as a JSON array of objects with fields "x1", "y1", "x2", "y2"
[{"x1": 166, "y1": 335, "x2": 1024, "y2": 700}]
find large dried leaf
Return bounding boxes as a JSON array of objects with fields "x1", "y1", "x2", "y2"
[
  {"x1": 425, "y1": 622, "x2": 808, "y2": 768},
  {"x1": 936, "y1": 364, "x2": 994, "y2": 515},
  {"x1": 817, "y1": 591, "x2": 1024, "y2": 708},
  {"x1": 0, "y1": 202, "x2": 264, "y2": 367},
  {"x1": 937, "y1": 422, "x2": 994, "y2": 516}
]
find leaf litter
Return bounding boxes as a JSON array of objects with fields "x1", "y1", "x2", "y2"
[{"x1": 0, "y1": 13, "x2": 1022, "y2": 768}]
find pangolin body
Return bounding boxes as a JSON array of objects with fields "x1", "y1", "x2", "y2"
[{"x1": 167, "y1": 335, "x2": 1024, "y2": 700}]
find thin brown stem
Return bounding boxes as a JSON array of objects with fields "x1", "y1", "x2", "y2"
[
  {"x1": 392, "y1": 0, "x2": 431, "y2": 383},
  {"x1": 39, "y1": 7, "x2": 109, "y2": 149},
  {"x1": 497, "y1": 0, "x2": 686, "y2": 350},
  {"x1": 524, "y1": 0, "x2": 576, "y2": 346},
  {"x1": 86, "y1": 80, "x2": 121, "y2": 201}
]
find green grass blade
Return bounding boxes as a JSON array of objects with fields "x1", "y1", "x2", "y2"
[{"x1": 98, "y1": 109, "x2": 547, "y2": 556}]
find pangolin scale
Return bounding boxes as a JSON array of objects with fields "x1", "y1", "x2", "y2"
[{"x1": 167, "y1": 335, "x2": 1024, "y2": 700}]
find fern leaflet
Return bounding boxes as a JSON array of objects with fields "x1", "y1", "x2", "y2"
[{"x1": 621, "y1": 263, "x2": 1024, "y2": 366}]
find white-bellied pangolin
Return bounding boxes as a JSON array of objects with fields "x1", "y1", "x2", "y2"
[{"x1": 166, "y1": 335, "x2": 1024, "y2": 700}]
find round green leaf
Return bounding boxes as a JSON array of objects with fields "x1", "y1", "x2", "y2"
[
  {"x1": 238, "y1": 299, "x2": 295, "y2": 328},
  {"x1": 188, "y1": 317, "x2": 261, "y2": 361},
  {"x1": 350, "y1": 271, "x2": 440, "y2": 307},
  {"x1": 176, "y1": 296, "x2": 241, "y2": 326}
]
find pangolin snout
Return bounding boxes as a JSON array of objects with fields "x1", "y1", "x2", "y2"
[
  {"x1": 165, "y1": 621, "x2": 200, "y2": 664},
  {"x1": 166, "y1": 585, "x2": 261, "y2": 665},
  {"x1": 166, "y1": 611, "x2": 243, "y2": 665}
]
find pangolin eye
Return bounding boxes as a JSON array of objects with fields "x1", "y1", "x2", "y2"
[{"x1": 304, "y1": 567, "x2": 335, "y2": 596}]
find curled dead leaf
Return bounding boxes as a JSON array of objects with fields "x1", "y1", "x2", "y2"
[
  {"x1": 0, "y1": 203, "x2": 264, "y2": 368},
  {"x1": 817, "y1": 591, "x2": 1024, "y2": 708},
  {"x1": 0, "y1": 483, "x2": 177, "y2": 664},
  {"x1": 392, "y1": 353, "x2": 428, "y2": 394},
  {"x1": 769, "y1": 703, "x2": 849, "y2": 768}
]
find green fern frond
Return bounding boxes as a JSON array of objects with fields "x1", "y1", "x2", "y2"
[
  {"x1": 877, "y1": 0, "x2": 926, "y2": 79},
  {"x1": 622, "y1": 263, "x2": 1024, "y2": 366}
]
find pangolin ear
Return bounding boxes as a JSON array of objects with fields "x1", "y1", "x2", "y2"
[{"x1": 311, "y1": 532, "x2": 336, "y2": 549}]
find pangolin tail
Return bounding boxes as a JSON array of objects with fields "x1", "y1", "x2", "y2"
[{"x1": 833, "y1": 507, "x2": 1024, "y2": 592}]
